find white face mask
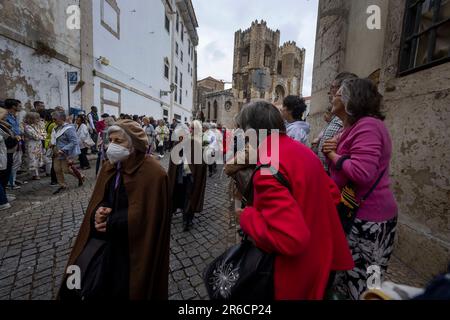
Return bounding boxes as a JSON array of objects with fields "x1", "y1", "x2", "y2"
[{"x1": 107, "y1": 143, "x2": 130, "y2": 164}]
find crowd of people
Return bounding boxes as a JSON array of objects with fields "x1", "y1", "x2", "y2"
[
  {"x1": 0, "y1": 101, "x2": 227, "y2": 211},
  {"x1": 2, "y1": 73, "x2": 405, "y2": 300}
]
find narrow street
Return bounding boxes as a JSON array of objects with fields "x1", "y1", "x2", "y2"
[
  {"x1": 0, "y1": 154, "x2": 430, "y2": 300},
  {"x1": 0, "y1": 156, "x2": 240, "y2": 300}
]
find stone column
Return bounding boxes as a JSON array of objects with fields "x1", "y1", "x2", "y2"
[{"x1": 80, "y1": 0, "x2": 94, "y2": 111}]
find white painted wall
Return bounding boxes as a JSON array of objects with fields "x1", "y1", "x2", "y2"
[
  {"x1": 0, "y1": 36, "x2": 81, "y2": 111},
  {"x1": 92, "y1": 0, "x2": 197, "y2": 120},
  {"x1": 173, "y1": 5, "x2": 196, "y2": 121},
  {"x1": 93, "y1": 76, "x2": 164, "y2": 119},
  {"x1": 343, "y1": 0, "x2": 389, "y2": 77}
]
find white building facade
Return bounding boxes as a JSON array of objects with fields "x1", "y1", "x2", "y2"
[{"x1": 91, "y1": 0, "x2": 198, "y2": 121}]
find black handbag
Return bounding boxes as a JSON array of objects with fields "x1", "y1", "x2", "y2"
[
  {"x1": 204, "y1": 164, "x2": 290, "y2": 301},
  {"x1": 204, "y1": 236, "x2": 274, "y2": 301},
  {"x1": 4, "y1": 136, "x2": 17, "y2": 149},
  {"x1": 59, "y1": 237, "x2": 107, "y2": 300}
]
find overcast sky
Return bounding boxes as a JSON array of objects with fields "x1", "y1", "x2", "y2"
[{"x1": 192, "y1": 0, "x2": 319, "y2": 96}]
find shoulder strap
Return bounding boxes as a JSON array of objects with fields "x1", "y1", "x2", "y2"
[
  {"x1": 362, "y1": 169, "x2": 386, "y2": 201},
  {"x1": 256, "y1": 164, "x2": 291, "y2": 191},
  {"x1": 243, "y1": 164, "x2": 291, "y2": 206}
]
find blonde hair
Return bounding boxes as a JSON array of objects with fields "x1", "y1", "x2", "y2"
[
  {"x1": 24, "y1": 112, "x2": 40, "y2": 125},
  {"x1": 0, "y1": 108, "x2": 7, "y2": 120}
]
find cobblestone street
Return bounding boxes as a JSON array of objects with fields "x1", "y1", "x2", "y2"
[
  {"x1": 0, "y1": 156, "x2": 429, "y2": 300},
  {"x1": 0, "y1": 156, "x2": 238, "y2": 300}
]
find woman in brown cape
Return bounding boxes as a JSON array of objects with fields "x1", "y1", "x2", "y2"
[
  {"x1": 168, "y1": 120, "x2": 207, "y2": 232},
  {"x1": 59, "y1": 119, "x2": 171, "y2": 300}
]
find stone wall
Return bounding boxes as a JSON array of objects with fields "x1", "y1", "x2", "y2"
[
  {"x1": 233, "y1": 21, "x2": 305, "y2": 111},
  {"x1": 379, "y1": 0, "x2": 450, "y2": 279},
  {"x1": 0, "y1": 0, "x2": 85, "y2": 109},
  {"x1": 204, "y1": 89, "x2": 235, "y2": 128},
  {"x1": 311, "y1": 0, "x2": 450, "y2": 280}
]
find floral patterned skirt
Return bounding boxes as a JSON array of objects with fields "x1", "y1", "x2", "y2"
[{"x1": 332, "y1": 216, "x2": 398, "y2": 300}]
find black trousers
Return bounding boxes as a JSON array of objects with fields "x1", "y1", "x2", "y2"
[
  {"x1": 79, "y1": 148, "x2": 90, "y2": 169},
  {"x1": 157, "y1": 145, "x2": 164, "y2": 156},
  {"x1": 0, "y1": 153, "x2": 13, "y2": 189},
  {"x1": 208, "y1": 162, "x2": 217, "y2": 175},
  {"x1": 50, "y1": 158, "x2": 57, "y2": 184},
  {"x1": 90, "y1": 132, "x2": 98, "y2": 153}
]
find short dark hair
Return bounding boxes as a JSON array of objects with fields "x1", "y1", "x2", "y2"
[
  {"x1": 341, "y1": 78, "x2": 385, "y2": 123},
  {"x1": 4, "y1": 99, "x2": 20, "y2": 109},
  {"x1": 34, "y1": 101, "x2": 44, "y2": 108},
  {"x1": 283, "y1": 95, "x2": 307, "y2": 121},
  {"x1": 236, "y1": 100, "x2": 286, "y2": 133},
  {"x1": 77, "y1": 114, "x2": 87, "y2": 124},
  {"x1": 101, "y1": 113, "x2": 110, "y2": 118},
  {"x1": 91, "y1": 106, "x2": 98, "y2": 111},
  {"x1": 44, "y1": 109, "x2": 54, "y2": 122},
  {"x1": 334, "y1": 72, "x2": 358, "y2": 87}
]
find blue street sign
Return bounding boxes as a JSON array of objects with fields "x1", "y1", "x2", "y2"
[{"x1": 68, "y1": 71, "x2": 78, "y2": 85}]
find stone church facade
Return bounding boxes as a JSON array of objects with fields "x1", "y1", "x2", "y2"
[
  {"x1": 232, "y1": 20, "x2": 305, "y2": 110},
  {"x1": 196, "y1": 20, "x2": 306, "y2": 128}
]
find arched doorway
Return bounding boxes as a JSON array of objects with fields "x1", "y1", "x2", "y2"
[
  {"x1": 207, "y1": 102, "x2": 211, "y2": 121},
  {"x1": 264, "y1": 45, "x2": 272, "y2": 67},
  {"x1": 213, "y1": 100, "x2": 218, "y2": 122},
  {"x1": 274, "y1": 85, "x2": 285, "y2": 104}
]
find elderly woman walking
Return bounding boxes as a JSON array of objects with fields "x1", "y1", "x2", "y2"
[
  {"x1": 76, "y1": 115, "x2": 93, "y2": 170},
  {"x1": 23, "y1": 112, "x2": 45, "y2": 180},
  {"x1": 235, "y1": 101, "x2": 354, "y2": 300},
  {"x1": 323, "y1": 78, "x2": 398, "y2": 300},
  {"x1": 168, "y1": 120, "x2": 207, "y2": 231},
  {"x1": 51, "y1": 111, "x2": 84, "y2": 195},
  {"x1": 142, "y1": 117, "x2": 155, "y2": 155},
  {"x1": 59, "y1": 119, "x2": 171, "y2": 300}
]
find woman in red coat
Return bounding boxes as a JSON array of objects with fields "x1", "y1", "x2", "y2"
[{"x1": 236, "y1": 101, "x2": 354, "y2": 300}]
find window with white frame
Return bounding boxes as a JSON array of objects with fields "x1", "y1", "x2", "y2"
[
  {"x1": 101, "y1": 0, "x2": 120, "y2": 39},
  {"x1": 175, "y1": 66, "x2": 178, "y2": 84},
  {"x1": 165, "y1": 14, "x2": 170, "y2": 33},
  {"x1": 163, "y1": 58, "x2": 169, "y2": 79},
  {"x1": 181, "y1": 23, "x2": 184, "y2": 42}
]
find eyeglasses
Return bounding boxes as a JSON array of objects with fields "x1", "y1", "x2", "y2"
[{"x1": 330, "y1": 85, "x2": 340, "y2": 91}]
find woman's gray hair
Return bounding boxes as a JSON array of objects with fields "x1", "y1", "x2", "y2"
[
  {"x1": 339, "y1": 78, "x2": 385, "y2": 122},
  {"x1": 108, "y1": 125, "x2": 134, "y2": 151},
  {"x1": 53, "y1": 111, "x2": 66, "y2": 121},
  {"x1": 340, "y1": 82, "x2": 354, "y2": 116},
  {"x1": 104, "y1": 116, "x2": 115, "y2": 127},
  {"x1": 236, "y1": 100, "x2": 286, "y2": 133}
]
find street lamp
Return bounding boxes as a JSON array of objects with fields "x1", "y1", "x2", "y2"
[{"x1": 160, "y1": 83, "x2": 176, "y2": 97}]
